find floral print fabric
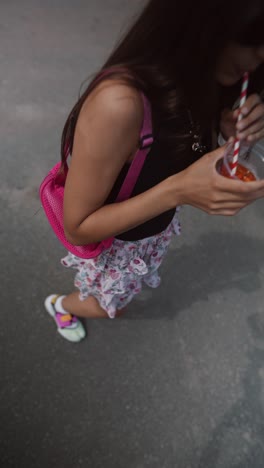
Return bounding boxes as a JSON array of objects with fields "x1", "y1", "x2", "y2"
[{"x1": 61, "y1": 210, "x2": 181, "y2": 318}]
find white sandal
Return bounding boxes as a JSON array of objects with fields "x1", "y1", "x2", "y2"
[{"x1": 44, "y1": 294, "x2": 86, "y2": 343}]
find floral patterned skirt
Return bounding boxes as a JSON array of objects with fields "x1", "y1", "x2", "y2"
[{"x1": 61, "y1": 210, "x2": 181, "y2": 318}]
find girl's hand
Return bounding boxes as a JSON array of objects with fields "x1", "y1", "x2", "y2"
[
  {"x1": 220, "y1": 94, "x2": 264, "y2": 143},
  {"x1": 177, "y1": 142, "x2": 264, "y2": 216}
]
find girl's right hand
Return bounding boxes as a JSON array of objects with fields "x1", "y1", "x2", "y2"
[{"x1": 176, "y1": 142, "x2": 264, "y2": 216}]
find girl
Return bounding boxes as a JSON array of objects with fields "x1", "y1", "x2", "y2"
[{"x1": 44, "y1": 0, "x2": 264, "y2": 342}]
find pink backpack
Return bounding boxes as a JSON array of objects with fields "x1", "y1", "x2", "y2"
[{"x1": 39, "y1": 84, "x2": 153, "y2": 259}]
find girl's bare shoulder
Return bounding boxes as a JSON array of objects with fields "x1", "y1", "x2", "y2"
[{"x1": 78, "y1": 78, "x2": 144, "y2": 149}]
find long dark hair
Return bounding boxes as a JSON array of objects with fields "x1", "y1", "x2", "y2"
[{"x1": 61, "y1": 0, "x2": 264, "y2": 170}]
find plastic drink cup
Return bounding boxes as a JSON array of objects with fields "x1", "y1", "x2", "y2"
[{"x1": 220, "y1": 144, "x2": 264, "y2": 181}]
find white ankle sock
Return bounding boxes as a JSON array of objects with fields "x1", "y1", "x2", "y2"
[{"x1": 55, "y1": 295, "x2": 67, "y2": 314}]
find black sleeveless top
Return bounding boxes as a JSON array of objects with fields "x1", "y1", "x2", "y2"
[{"x1": 105, "y1": 126, "x2": 212, "y2": 241}]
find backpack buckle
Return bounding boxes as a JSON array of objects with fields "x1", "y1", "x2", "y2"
[{"x1": 139, "y1": 134, "x2": 154, "y2": 150}]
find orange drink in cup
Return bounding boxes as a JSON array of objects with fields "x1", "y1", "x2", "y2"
[{"x1": 220, "y1": 144, "x2": 264, "y2": 181}]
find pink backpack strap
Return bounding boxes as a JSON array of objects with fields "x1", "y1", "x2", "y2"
[{"x1": 116, "y1": 93, "x2": 153, "y2": 202}]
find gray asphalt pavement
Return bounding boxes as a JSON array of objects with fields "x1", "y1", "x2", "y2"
[{"x1": 1, "y1": 1, "x2": 264, "y2": 467}]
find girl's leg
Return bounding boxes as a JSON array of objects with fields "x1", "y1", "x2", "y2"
[
  {"x1": 62, "y1": 291, "x2": 125, "y2": 318},
  {"x1": 45, "y1": 291, "x2": 125, "y2": 342}
]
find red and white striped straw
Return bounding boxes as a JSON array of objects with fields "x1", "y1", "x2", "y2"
[{"x1": 230, "y1": 72, "x2": 249, "y2": 177}]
